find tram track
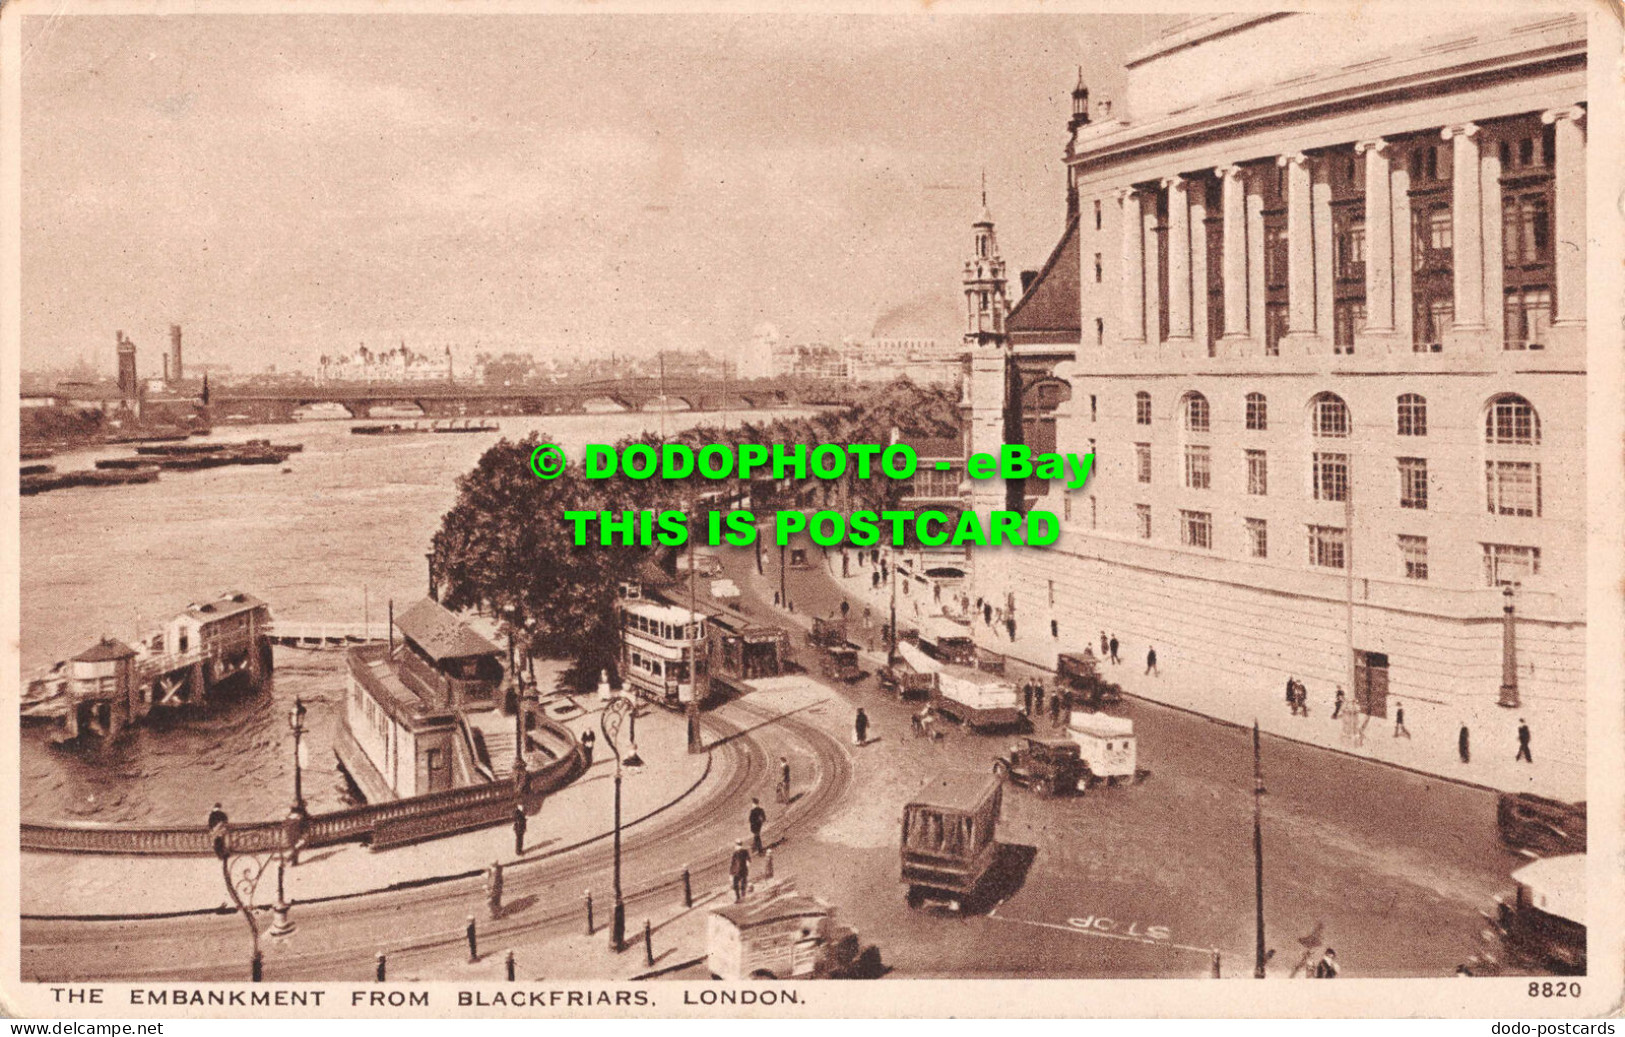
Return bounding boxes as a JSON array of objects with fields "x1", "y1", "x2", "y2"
[{"x1": 21, "y1": 696, "x2": 853, "y2": 982}]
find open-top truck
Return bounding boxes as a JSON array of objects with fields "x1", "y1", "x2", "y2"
[
  {"x1": 931, "y1": 666, "x2": 1024, "y2": 732},
  {"x1": 707, "y1": 881, "x2": 871, "y2": 980},
  {"x1": 916, "y1": 615, "x2": 976, "y2": 666},
  {"x1": 880, "y1": 642, "x2": 940, "y2": 700}
]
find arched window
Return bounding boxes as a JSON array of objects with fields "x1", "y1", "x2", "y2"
[
  {"x1": 1486, "y1": 394, "x2": 1540, "y2": 445},
  {"x1": 1310, "y1": 392, "x2": 1351, "y2": 438},
  {"x1": 1485, "y1": 394, "x2": 1542, "y2": 518},
  {"x1": 1183, "y1": 392, "x2": 1210, "y2": 433},
  {"x1": 1135, "y1": 391, "x2": 1152, "y2": 426},
  {"x1": 1397, "y1": 394, "x2": 1427, "y2": 436},
  {"x1": 1245, "y1": 392, "x2": 1267, "y2": 431}
]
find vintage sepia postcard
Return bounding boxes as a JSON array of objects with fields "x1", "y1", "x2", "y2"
[{"x1": 2, "y1": 0, "x2": 1621, "y2": 1021}]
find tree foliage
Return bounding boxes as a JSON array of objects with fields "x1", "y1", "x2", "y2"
[{"x1": 430, "y1": 378, "x2": 960, "y2": 684}]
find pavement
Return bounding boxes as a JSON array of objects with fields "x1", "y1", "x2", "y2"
[
  {"x1": 20, "y1": 698, "x2": 717, "y2": 917},
  {"x1": 810, "y1": 545, "x2": 1582, "y2": 802}
]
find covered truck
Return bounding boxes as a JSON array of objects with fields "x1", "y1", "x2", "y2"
[
  {"x1": 1066, "y1": 711, "x2": 1138, "y2": 785},
  {"x1": 707, "y1": 882, "x2": 864, "y2": 980}
]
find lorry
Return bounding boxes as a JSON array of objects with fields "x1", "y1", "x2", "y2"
[
  {"x1": 1066, "y1": 711, "x2": 1139, "y2": 786},
  {"x1": 901, "y1": 772, "x2": 1003, "y2": 912},
  {"x1": 707, "y1": 882, "x2": 870, "y2": 980},
  {"x1": 881, "y1": 642, "x2": 941, "y2": 700},
  {"x1": 916, "y1": 616, "x2": 976, "y2": 666},
  {"x1": 993, "y1": 736, "x2": 1087, "y2": 797},
  {"x1": 1474, "y1": 854, "x2": 1586, "y2": 976},
  {"x1": 931, "y1": 667, "x2": 1024, "y2": 732},
  {"x1": 1055, "y1": 649, "x2": 1123, "y2": 710}
]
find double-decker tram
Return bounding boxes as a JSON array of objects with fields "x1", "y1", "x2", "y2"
[{"x1": 619, "y1": 599, "x2": 711, "y2": 708}]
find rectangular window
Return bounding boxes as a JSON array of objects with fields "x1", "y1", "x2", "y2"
[
  {"x1": 1503, "y1": 288, "x2": 1552, "y2": 350},
  {"x1": 1335, "y1": 219, "x2": 1366, "y2": 280},
  {"x1": 1486, "y1": 461, "x2": 1542, "y2": 517},
  {"x1": 1136, "y1": 394, "x2": 1152, "y2": 425},
  {"x1": 1313, "y1": 452, "x2": 1349, "y2": 502},
  {"x1": 1398, "y1": 534, "x2": 1429, "y2": 580},
  {"x1": 1482, "y1": 543, "x2": 1540, "y2": 586},
  {"x1": 1090, "y1": 394, "x2": 1097, "y2": 422},
  {"x1": 1184, "y1": 445, "x2": 1211, "y2": 489},
  {"x1": 1136, "y1": 442, "x2": 1152, "y2": 484},
  {"x1": 1095, "y1": 317, "x2": 1105, "y2": 346},
  {"x1": 1246, "y1": 449, "x2": 1268, "y2": 496},
  {"x1": 1334, "y1": 300, "x2": 1365, "y2": 354},
  {"x1": 1180, "y1": 509, "x2": 1213, "y2": 549},
  {"x1": 1264, "y1": 224, "x2": 1289, "y2": 287},
  {"x1": 1063, "y1": 495, "x2": 1072, "y2": 523},
  {"x1": 1308, "y1": 525, "x2": 1347, "y2": 569},
  {"x1": 1397, "y1": 396, "x2": 1427, "y2": 436},
  {"x1": 1503, "y1": 193, "x2": 1551, "y2": 268},
  {"x1": 1136, "y1": 504, "x2": 1152, "y2": 540},
  {"x1": 1245, "y1": 517, "x2": 1268, "y2": 559},
  {"x1": 1399, "y1": 457, "x2": 1428, "y2": 510},
  {"x1": 1265, "y1": 302, "x2": 1289, "y2": 357},
  {"x1": 1089, "y1": 496, "x2": 1097, "y2": 529},
  {"x1": 1094, "y1": 253, "x2": 1103, "y2": 283},
  {"x1": 1094, "y1": 199, "x2": 1102, "y2": 231}
]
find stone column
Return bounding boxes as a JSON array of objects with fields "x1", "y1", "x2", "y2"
[
  {"x1": 1443, "y1": 123, "x2": 1485, "y2": 330},
  {"x1": 1143, "y1": 189, "x2": 1163, "y2": 347},
  {"x1": 1356, "y1": 139, "x2": 1395, "y2": 333},
  {"x1": 1119, "y1": 187, "x2": 1145, "y2": 343},
  {"x1": 1218, "y1": 165, "x2": 1249, "y2": 344},
  {"x1": 1191, "y1": 182, "x2": 1210, "y2": 357},
  {"x1": 1280, "y1": 152, "x2": 1315, "y2": 338},
  {"x1": 1480, "y1": 136, "x2": 1505, "y2": 349},
  {"x1": 1391, "y1": 158, "x2": 1414, "y2": 347},
  {"x1": 1543, "y1": 105, "x2": 1587, "y2": 326},
  {"x1": 1312, "y1": 158, "x2": 1334, "y2": 344},
  {"x1": 1164, "y1": 177, "x2": 1193, "y2": 342}
]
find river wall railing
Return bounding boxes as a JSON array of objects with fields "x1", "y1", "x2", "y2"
[{"x1": 20, "y1": 717, "x2": 585, "y2": 857}]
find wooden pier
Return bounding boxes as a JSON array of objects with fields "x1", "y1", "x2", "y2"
[{"x1": 264, "y1": 620, "x2": 391, "y2": 648}]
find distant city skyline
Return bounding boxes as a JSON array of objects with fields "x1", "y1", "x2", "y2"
[{"x1": 20, "y1": 13, "x2": 1164, "y2": 375}]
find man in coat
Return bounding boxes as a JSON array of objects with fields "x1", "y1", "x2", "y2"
[
  {"x1": 748, "y1": 797, "x2": 768, "y2": 855},
  {"x1": 1314, "y1": 948, "x2": 1341, "y2": 978},
  {"x1": 854, "y1": 708, "x2": 869, "y2": 746},
  {"x1": 1516, "y1": 719, "x2": 1533, "y2": 762},
  {"x1": 729, "y1": 840, "x2": 751, "y2": 901},
  {"x1": 512, "y1": 803, "x2": 528, "y2": 855}
]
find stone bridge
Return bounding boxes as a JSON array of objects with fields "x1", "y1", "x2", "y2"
[{"x1": 208, "y1": 377, "x2": 860, "y2": 424}]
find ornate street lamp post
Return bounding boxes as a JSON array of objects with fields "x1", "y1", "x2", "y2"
[
  {"x1": 600, "y1": 695, "x2": 634, "y2": 952},
  {"x1": 289, "y1": 697, "x2": 308, "y2": 817}
]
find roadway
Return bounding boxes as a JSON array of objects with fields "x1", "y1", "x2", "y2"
[
  {"x1": 720, "y1": 541, "x2": 1525, "y2": 978},
  {"x1": 19, "y1": 701, "x2": 852, "y2": 983}
]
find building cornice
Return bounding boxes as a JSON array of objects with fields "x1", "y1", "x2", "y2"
[{"x1": 1071, "y1": 16, "x2": 1583, "y2": 176}]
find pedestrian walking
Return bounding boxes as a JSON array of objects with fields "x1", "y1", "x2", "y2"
[
  {"x1": 840, "y1": 599, "x2": 850, "y2": 619},
  {"x1": 774, "y1": 590, "x2": 782, "y2": 606},
  {"x1": 777, "y1": 755, "x2": 791, "y2": 803},
  {"x1": 486, "y1": 861, "x2": 504, "y2": 919},
  {"x1": 1145, "y1": 647, "x2": 1159, "y2": 677},
  {"x1": 1108, "y1": 635, "x2": 1120, "y2": 664},
  {"x1": 748, "y1": 797, "x2": 767, "y2": 855},
  {"x1": 1297, "y1": 682, "x2": 1309, "y2": 717},
  {"x1": 1459, "y1": 724, "x2": 1471, "y2": 764},
  {"x1": 1516, "y1": 719, "x2": 1533, "y2": 763},
  {"x1": 1034, "y1": 682, "x2": 1045, "y2": 714},
  {"x1": 466, "y1": 915, "x2": 479, "y2": 963},
  {"x1": 512, "y1": 803, "x2": 528, "y2": 855},
  {"x1": 1285, "y1": 677, "x2": 1297, "y2": 713},
  {"x1": 871, "y1": 571, "x2": 880, "y2": 590},
  {"x1": 729, "y1": 840, "x2": 751, "y2": 901},
  {"x1": 1022, "y1": 683, "x2": 1033, "y2": 715},
  {"x1": 854, "y1": 707, "x2": 869, "y2": 746},
  {"x1": 1313, "y1": 948, "x2": 1341, "y2": 978},
  {"x1": 1393, "y1": 701, "x2": 1411, "y2": 738},
  {"x1": 1049, "y1": 691, "x2": 1063, "y2": 725},
  {"x1": 1331, "y1": 685, "x2": 1345, "y2": 719}
]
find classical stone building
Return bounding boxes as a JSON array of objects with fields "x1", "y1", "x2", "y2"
[{"x1": 977, "y1": 11, "x2": 1587, "y2": 793}]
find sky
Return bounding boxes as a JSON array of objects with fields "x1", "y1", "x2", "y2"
[{"x1": 21, "y1": 13, "x2": 1166, "y2": 376}]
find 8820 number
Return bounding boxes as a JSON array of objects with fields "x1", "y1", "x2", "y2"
[{"x1": 1529, "y1": 982, "x2": 1580, "y2": 998}]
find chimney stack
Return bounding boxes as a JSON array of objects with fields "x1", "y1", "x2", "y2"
[{"x1": 169, "y1": 324, "x2": 183, "y2": 383}]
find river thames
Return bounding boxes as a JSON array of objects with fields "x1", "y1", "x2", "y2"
[{"x1": 20, "y1": 409, "x2": 804, "y2": 826}]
